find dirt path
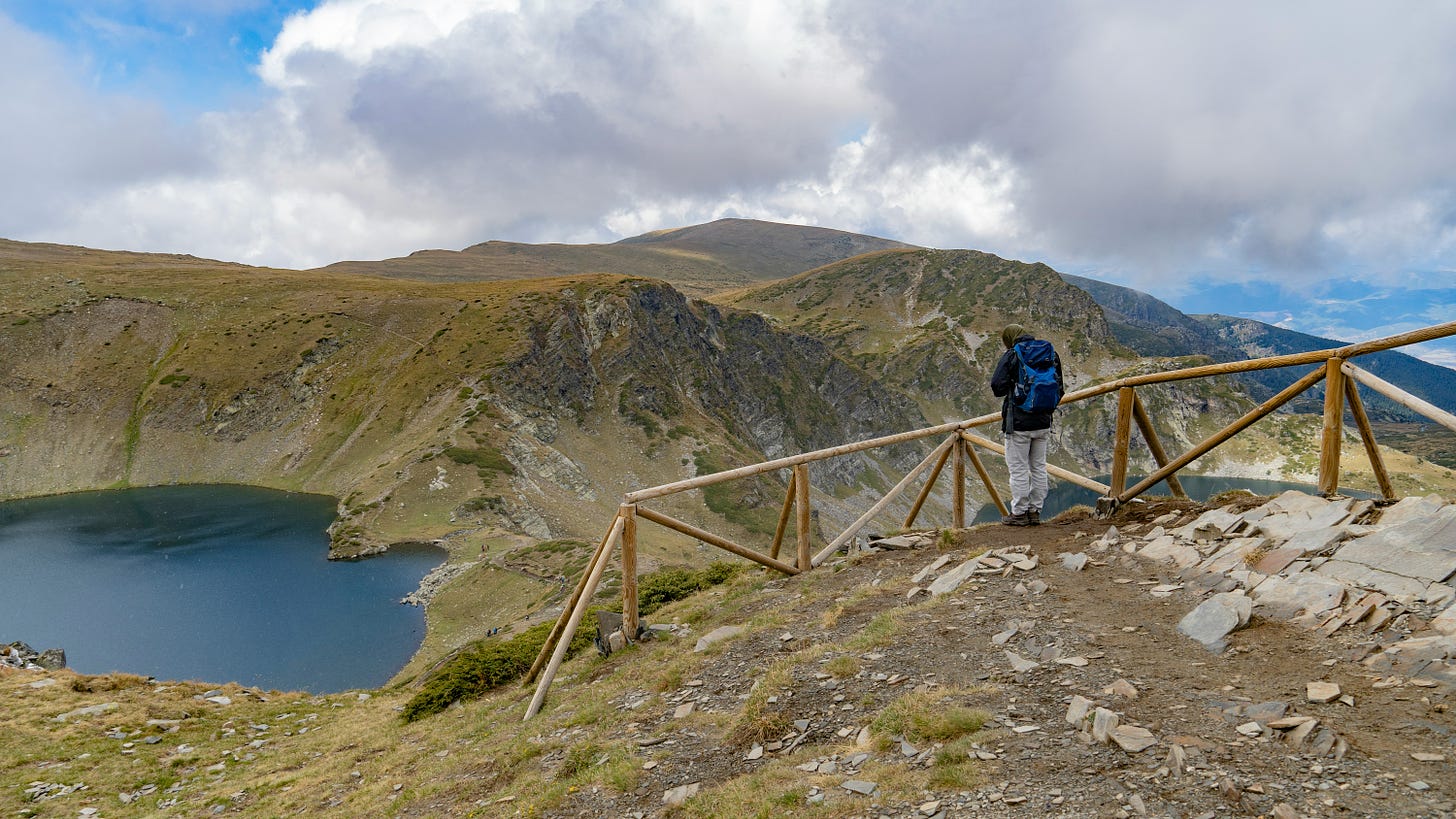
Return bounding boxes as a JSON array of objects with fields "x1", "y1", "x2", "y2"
[{"x1": 546, "y1": 498, "x2": 1455, "y2": 818}]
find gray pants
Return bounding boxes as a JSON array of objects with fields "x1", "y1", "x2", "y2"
[{"x1": 1005, "y1": 429, "x2": 1050, "y2": 515}]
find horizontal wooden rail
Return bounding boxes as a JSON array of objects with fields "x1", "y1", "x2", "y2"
[
  {"x1": 623, "y1": 418, "x2": 983, "y2": 503},
  {"x1": 635, "y1": 506, "x2": 801, "y2": 575},
  {"x1": 1342, "y1": 361, "x2": 1456, "y2": 434},
  {"x1": 1059, "y1": 317, "x2": 1456, "y2": 405}
]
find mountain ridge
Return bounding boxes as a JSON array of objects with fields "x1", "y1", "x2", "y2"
[{"x1": 314, "y1": 218, "x2": 913, "y2": 296}]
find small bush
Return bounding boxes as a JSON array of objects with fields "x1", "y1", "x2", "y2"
[
  {"x1": 402, "y1": 561, "x2": 744, "y2": 722},
  {"x1": 401, "y1": 620, "x2": 593, "y2": 722},
  {"x1": 824, "y1": 655, "x2": 860, "y2": 679},
  {"x1": 636, "y1": 562, "x2": 742, "y2": 615},
  {"x1": 558, "y1": 742, "x2": 602, "y2": 778},
  {"x1": 871, "y1": 692, "x2": 989, "y2": 746},
  {"x1": 442, "y1": 445, "x2": 516, "y2": 475}
]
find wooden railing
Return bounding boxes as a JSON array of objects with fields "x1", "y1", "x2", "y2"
[{"x1": 523, "y1": 319, "x2": 1456, "y2": 718}]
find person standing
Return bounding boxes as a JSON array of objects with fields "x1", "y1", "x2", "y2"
[{"x1": 990, "y1": 324, "x2": 1064, "y2": 526}]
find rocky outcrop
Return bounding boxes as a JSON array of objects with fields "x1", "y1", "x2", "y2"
[
  {"x1": 2, "y1": 641, "x2": 66, "y2": 671},
  {"x1": 1115, "y1": 490, "x2": 1456, "y2": 689},
  {"x1": 490, "y1": 280, "x2": 929, "y2": 491}
]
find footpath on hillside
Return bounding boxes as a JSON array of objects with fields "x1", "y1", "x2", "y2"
[{"x1": 529, "y1": 492, "x2": 1455, "y2": 819}]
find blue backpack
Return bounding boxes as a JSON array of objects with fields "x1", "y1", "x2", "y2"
[{"x1": 1012, "y1": 339, "x2": 1062, "y2": 413}]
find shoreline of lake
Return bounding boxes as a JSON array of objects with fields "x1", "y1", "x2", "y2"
[{"x1": 0, "y1": 485, "x2": 443, "y2": 694}]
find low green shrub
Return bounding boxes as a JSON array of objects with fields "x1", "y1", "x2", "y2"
[
  {"x1": 402, "y1": 620, "x2": 593, "y2": 722},
  {"x1": 442, "y1": 445, "x2": 516, "y2": 474},
  {"x1": 636, "y1": 561, "x2": 742, "y2": 615},
  {"x1": 402, "y1": 561, "x2": 743, "y2": 722}
]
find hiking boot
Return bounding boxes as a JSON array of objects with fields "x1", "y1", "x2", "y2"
[
  {"x1": 1000, "y1": 511, "x2": 1031, "y2": 526},
  {"x1": 1028, "y1": 509, "x2": 1041, "y2": 526}
]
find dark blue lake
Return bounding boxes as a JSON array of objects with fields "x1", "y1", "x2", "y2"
[{"x1": 0, "y1": 485, "x2": 442, "y2": 693}]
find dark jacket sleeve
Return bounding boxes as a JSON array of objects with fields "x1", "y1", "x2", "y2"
[{"x1": 990, "y1": 349, "x2": 1016, "y2": 397}]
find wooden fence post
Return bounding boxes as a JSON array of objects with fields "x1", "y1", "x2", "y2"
[
  {"x1": 1110, "y1": 386, "x2": 1135, "y2": 497},
  {"x1": 1318, "y1": 357, "x2": 1347, "y2": 496},
  {"x1": 621, "y1": 504, "x2": 638, "y2": 642},
  {"x1": 1343, "y1": 378, "x2": 1395, "y2": 500},
  {"x1": 903, "y1": 435, "x2": 955, "y2": 529},
  {"x1": 961, "y1": 436, "x2": 1008, "y2": 517},
  {"x1": 769, "y1": 471, "x2": 796, "y2": 564},
  {"x1": 952, "y1": 437, "x2": 966, "y2": 529},
  {"x1": 794, "y1": 464, "x2": 811, "y2": 571}
]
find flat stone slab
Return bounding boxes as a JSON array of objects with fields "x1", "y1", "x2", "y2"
[
  {"x1": 1004, "y1": 651, "x2": 1039, "y2": 673},
  {"x1": 663, "y1": 782, "x2": 700, "y2": 805},
  {"x1": 1141, "y1": 535, "x2": 1201, "y2": 568},
  {"x1": 911, "y1": 554, "x2": 953, "y2": 584},
  {"x1": 1178, "y1": 591, "x2": 1252, "y2": 650},
  {"x1": 928, "y1": 556, "x2": 984, "y2": 596},
  {"x1": 53, "y1": 702, "x2": 119, "y2": 722},
  {"x1": 1374, "y1": 494, "x2": 1449, "y2": 528},
  {"x1": 1174, "y1": 509, "x2": 1245, "y2": 540},
  {"x1": 1331, "y1": 505, "x2": 1456, "y2": 584},
  {"x1": 1315, "y1": 560, "x2": 1431, "y2": 605},
  {"x1": 1252, "y1": 546, "x2": 1303, "y2": 576},
  {"x1": 1252, "y1": 573, "x2": 1347, "y2": 620},
  {"x1": 1254, "y1": 506, "x2": 1356, "y2": 543},
  {"x1": 1111, "y1": 725, "x2": 1157, "y2": 752},
  {"x1": 1433, "y1": 606, "x2": 1456, "y2": 636},
  {"x1": 1200, "y1": 538, "x2": 1269, "y2": 573},
  {"x1": 693, "y1": 625, "x2": 745, "y2": 652},
  {"x1": 1281, "y1": 526, "x2": 1352, "y2": 555}
]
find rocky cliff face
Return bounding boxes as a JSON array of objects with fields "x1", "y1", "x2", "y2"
[{"x1": 488, "y1": 280, "x2": 930, "y2": 493}]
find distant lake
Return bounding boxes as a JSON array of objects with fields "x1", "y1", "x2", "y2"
[
  {"x1": 0, "y1": 486, "x2": 442, "y2": 693},
  {"x1": 972, "y1": 474, "x2": 1372, "y2": 524}
]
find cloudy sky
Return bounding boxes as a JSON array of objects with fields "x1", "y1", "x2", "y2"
[{"x1": 3, "y1": 1, "x2": 1454, "y2": 366}]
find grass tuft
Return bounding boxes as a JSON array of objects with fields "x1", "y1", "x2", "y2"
[{"x1": 870, "y1": 691, "x2": 990, "y2": 747}]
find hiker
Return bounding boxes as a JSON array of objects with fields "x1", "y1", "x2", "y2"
[{"x1": 990, "y1": 324, "x2": 1064, "y2": 526}]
